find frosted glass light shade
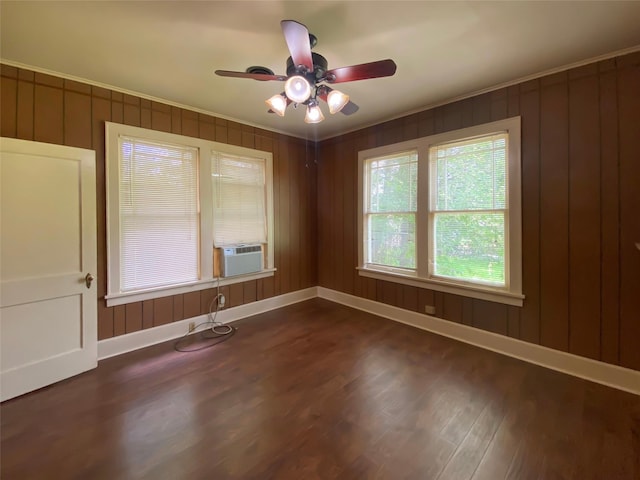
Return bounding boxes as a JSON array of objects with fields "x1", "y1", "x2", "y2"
[
  {"x1": 304, "y1": 104, "x2": 325, "y2": 124},
  {"x1": 327, "y1": 89, "x2": 349, "y2": 114},
  {"x1": 284, "y1": 75, "x2": 312, "y2": 103},
  {"x1": 265, "y1": 94, "x2": 287, "y2": 116}
]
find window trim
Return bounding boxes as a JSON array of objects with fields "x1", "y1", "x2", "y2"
[
  {"x1": 358, "y1": 117, "x2": 523, "y2": 307},
  {"x1": 105, "y1": 122, "x2": 274, "y2": 307}
]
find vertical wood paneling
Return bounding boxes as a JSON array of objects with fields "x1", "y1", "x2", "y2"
[
  {"x1": 64, "y1": 91, "x2": 91, "y2": 148},
  {"x1": 539, "y1": 74, "x2": 570, "y2": 352},
  {"x1": 111, "y1": 101, "x2": 123, "y2": 124},
  {"x1": 97, "y1": 302, "x2": 113, "y2": 340},
  {"x1": 442, "y1": 294, "x2": 463, "y2": 324},
  {"x1": 199, "y1": 114, "x2": 215, "y2": 140},
  {"x1": 91, "y1": 92, "x2": 111, "y2": 336},
  {"x1": 418, "y1": 289, "x2": 435, "y2": 314},
  {"x1": 472, "y1": 300, "x2": 508, "y2": 335},
  {"x1": 1, "y1": 76, "x2": 17, "y2": 137},
  {"x1": 154, "y1": 296, "x2": 173, "y2": 326},
  {"x1": 123, "y1": 97, "x2": 141, "y2": 127},
  {"x1": 172, "y1": 295, "x2": 184, "y2": 322},
  {"x1": 181, "y1": 110, "x2": 198, "y2": 138},
  {"x1": 507, "y1": 306, "x2": 520, "y2": 339},
  {"x1": 200, "y1": 288, "x2": 216, "y2": 315},
  {"x1": 171, "y1": 106, "x2": 181, "y2": 134},
  {"x1": 462, "y1": 298, "x2": 473, "y2": 326},
  {"x1": 272, "y1": 139, "x2": 281, "y2": 295},
  {"x1": 142, "y1": 300, "x2": 154, "y2": 329},
  {"x1": 568, "y1": 69, "x2": 601, "y2": 360},
  {"x1": 229, "y1": 283, "x2": 243, "y2": 308},
  {"x1": 125, "y1": 302, "x2": 142, "y2": 333},
  {"x1": 598, "y1": 64, "x2": 620, "y2": 365},
  {"x1": 402, "y1": 285, "x2": 419, "y2": 312},
  {"x1": 243, "y1": 280, "x2": 257, "y2": 304},
  {"x1": 16, "y1": 79, "x2": 34, "y2": 140},
  {"x1": 261, "y1": 276, "x2": 275, "y2": 299},
  {"x1": 183, "y1": 291, "x2": 201, "y2": 319},
  {"x1": 288, "y1": 142, "x2": 301, "y2": 292},
  {"x1": 342, "y1": 138, "x2": 356, "y2": 295},
  {"x1": 617, "y1": 61, "x2": 640, "y2": 371},
  {"x1": 519, "y1": 81, "x2": 541, "y2": 344},
  {"x1": 34, "y1": 84, "x2": 63, "y2": 144},
  {"x1": 113, "y1": 305, "x2": 126, "y2": 336},
  {"x1": 151, "y1": 102, "x2": 171, "y2": 132},
  {"x1": 278, "y1": 138, "x2": 291, "y2": 294}
]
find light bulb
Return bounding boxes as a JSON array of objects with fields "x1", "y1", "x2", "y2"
[
  {"x1": 265, "y1": 94, "x2": 287, "y2": 116},
  {"x1": 304, "y1": 104, "x2": 325, "y2": 124},
  {"x1": 327, "y1": 89, "x2": 349, "y2": 114},
  {"x1": 284, "y1": 75, "x2": 312, "y2": 104}
]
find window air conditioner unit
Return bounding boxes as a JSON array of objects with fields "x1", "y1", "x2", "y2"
[{"x1": 221, "y1": 245, "x2": 263, "y2": 277}]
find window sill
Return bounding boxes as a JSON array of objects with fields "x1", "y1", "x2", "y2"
[
  {"x1": 105, "y1": 268, "x2": 277, "y2": 307},
  {"x1": 357, "y1": 267, "x2": 524, "y2": 307}
]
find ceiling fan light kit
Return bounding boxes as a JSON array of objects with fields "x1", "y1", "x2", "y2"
[
  {"x1": 215, "y1": 20, "x2": 397, "y2": 125},
  {"x1": 284, "y1": 75, "x2": 312, "y2": 103},
  {"x1": 265, "y1": 93, "x2": 288, "y2": 116},
  {"x1": 304, "y1": 102, "x2": 325, "y2": 124}
]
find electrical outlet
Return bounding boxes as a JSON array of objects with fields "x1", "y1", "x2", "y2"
[
  {"x1": 219, "y1": 294, "x2": 226, "y2": 308},
  {"x1": 424, "y1": 305, "x2": 436, "y2": 315},
  {"x1": 188, "y1": 321, "x2": 196, "y2": 333}
]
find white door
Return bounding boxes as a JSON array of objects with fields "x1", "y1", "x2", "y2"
[{"x1": 1, "y1": 137, "x2": 97, "y2": 402}]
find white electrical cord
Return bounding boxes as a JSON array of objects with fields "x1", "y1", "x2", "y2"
[
  {"x1": 208, "y1": 277, "x2": 233, "y2": 335},
  {"x1": 173, "y1": 277, "x2": 235, "y2": 352}
]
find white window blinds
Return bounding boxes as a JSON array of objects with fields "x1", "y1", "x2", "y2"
[
  {"x1": 429, "y1": 133, "x2": 508, "y2": 286},
  {"x1": 212, "y1": 152, "x2": 267, "y2": 247},
  {"x1": 119, "y1": 137, "x2": 200, "y2": 291}
]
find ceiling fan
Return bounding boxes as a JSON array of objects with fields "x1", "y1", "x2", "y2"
[{"x1": 215, "y1": 20, "x2": 397, "y2": 124}]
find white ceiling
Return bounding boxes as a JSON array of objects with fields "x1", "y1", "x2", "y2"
[{"x1": 2, "y1": 1, "x2": 640, "y2": 141}]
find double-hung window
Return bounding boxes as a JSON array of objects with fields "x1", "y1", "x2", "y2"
[
  {"x1": 358, "y1": 117, "x2": 523, "y2": 306},
  {"x1": 106, "y1": 123, "x2": 274, "y2": 306},
  {"x1": 364, "y1": 152, "x2": 418, "y2": 272}
]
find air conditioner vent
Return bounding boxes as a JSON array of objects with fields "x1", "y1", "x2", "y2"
[{"x1": 221, "y1": 244, "x2": 263, "y2": 277}]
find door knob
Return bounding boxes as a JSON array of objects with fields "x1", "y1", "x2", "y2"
[{"x1": 85, "y1": 273, "x2": 95, "y2": 289}]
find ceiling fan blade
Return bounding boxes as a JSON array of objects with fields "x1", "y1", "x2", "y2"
[
  {"x1": 281, "y1": 20, "x2": 314, "y2": 71},
  {"x1": 325, "y1": 59, "x2": 397, "y2": 83},
  {"x1": 317, "y1": 88, "x2": 360, "y2": 116},
  {"x1": 215, "y1": 70, "x2": 287, "y2": 81}
]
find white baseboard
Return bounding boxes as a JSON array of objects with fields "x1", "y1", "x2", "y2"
[
  {"x1": 97, "y1": 287, "x2": 318, "y2": 360},
  {"x1": 98, "y1": 285, "x2": 639, "y2": 396},
  {"x1": 317, "y1": 287, "x2": 640, "y2": 396}
]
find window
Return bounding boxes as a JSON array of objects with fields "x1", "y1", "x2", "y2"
[
  {"x1": 106, "y1": 123, "x2": 274, "y2": 306},
  {"x1": 358, "y1": 117, "x2": 523, "y2": 306},
  {"x1": 118, "y1": 137, "x2": 200, "y2": 292},
  {"x1": 212, "y1": 153, "x2": 267, "y2": 247},
  {"x1": 364, "y1": 151, "x2": 417, "y2": 271}
]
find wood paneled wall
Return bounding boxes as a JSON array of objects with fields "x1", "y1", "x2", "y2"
[
  {"x1": 0, "y1": 65, "x2": 318, "y2": 340},
  {"x1": 317, "y1": 51, "x2": 640, "y2": 372}
]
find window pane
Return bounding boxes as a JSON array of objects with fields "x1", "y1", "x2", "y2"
[
  {"x1": 368, "y1": 152, "x2": 417, "y2": 213},
  {"x1": 369, "y1": 213, "x2": 415, "y2": 269},
  {"x1": 212, "y1": 153, "x2": 267, "y2": 246},
  {"x1": 433, "y1": 212, "x2": 504, "y2": 285},
  {"x1": 433, "y1": 135, "x2": 506, "y2": 211},
  {"x1": 119, "y1": 138, "x2": 199, "y2": 291}
]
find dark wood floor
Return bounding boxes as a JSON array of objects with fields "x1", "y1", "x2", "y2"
[{"x1": 2, "y1": 298, "x2": 639, "y2": 479}]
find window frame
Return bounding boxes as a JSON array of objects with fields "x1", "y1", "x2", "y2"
[
  {"x1": 105, "y1": 122, "x2": 274, "y2": 307},
  {"x1": 357, "y1": 117, "x2": 523, "y2": 306}
]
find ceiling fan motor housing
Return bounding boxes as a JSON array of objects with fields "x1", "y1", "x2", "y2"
[{"x1": 286, "y1": 52, "x2": 328, "y2": 82}]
